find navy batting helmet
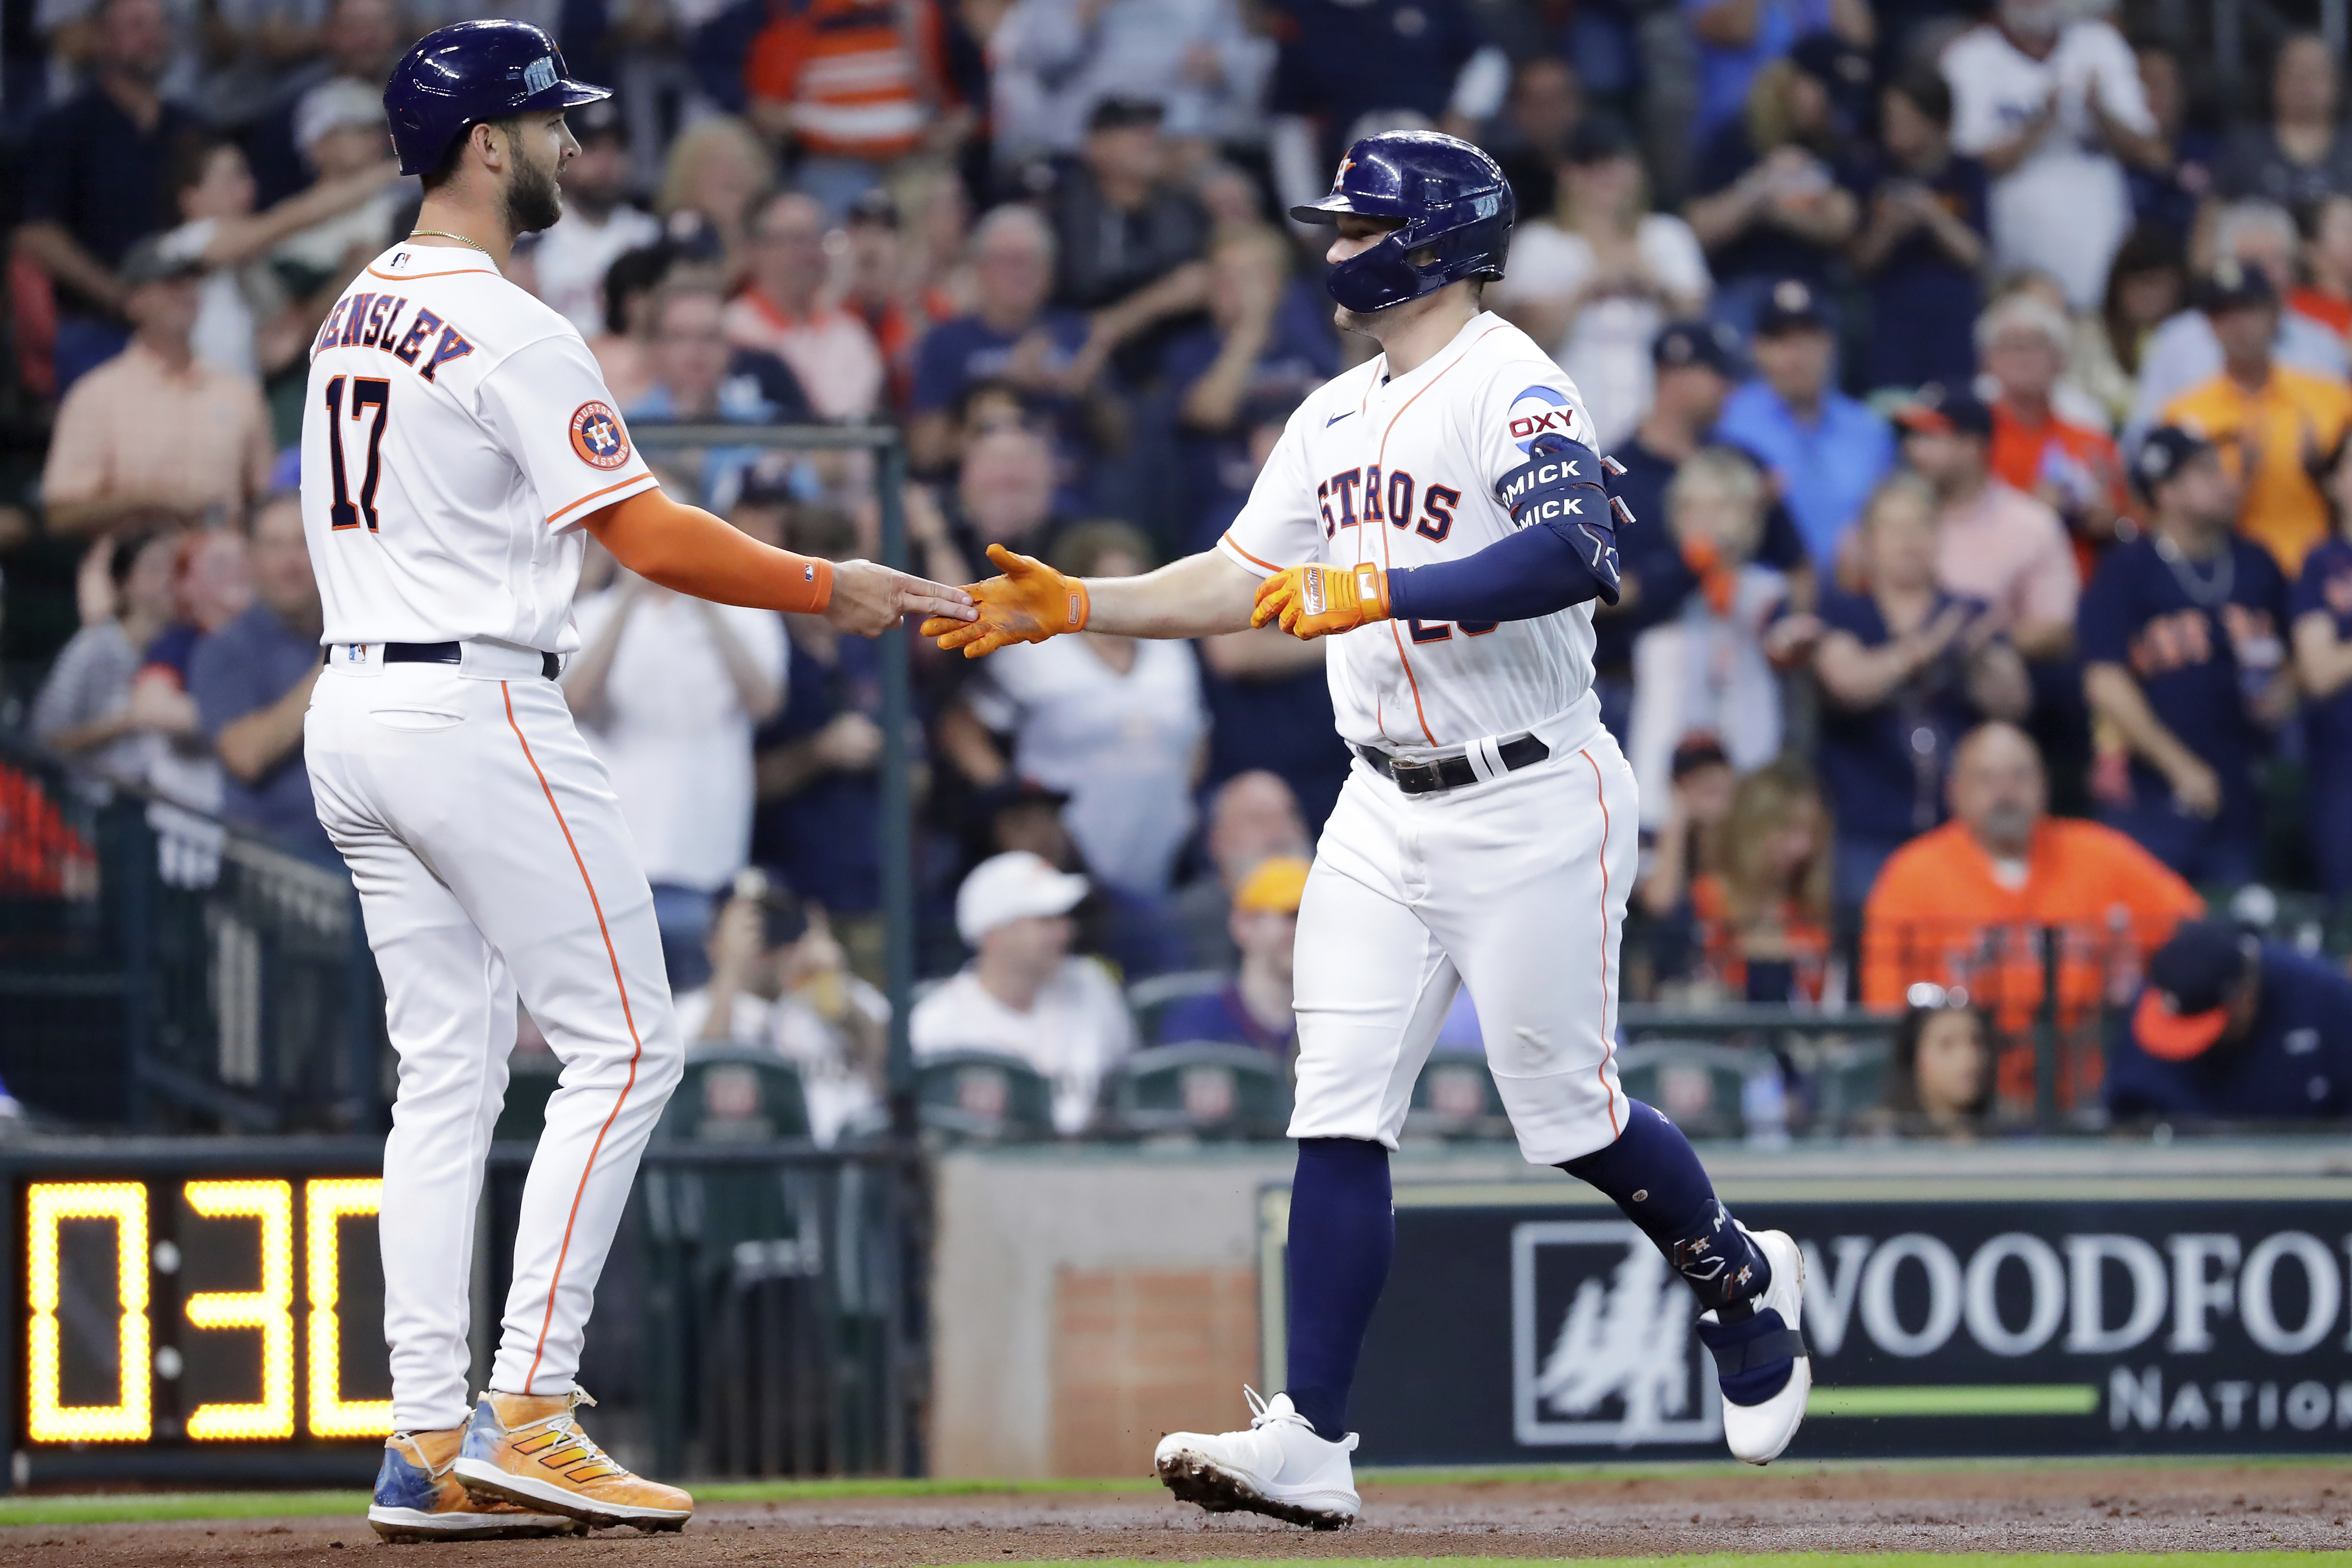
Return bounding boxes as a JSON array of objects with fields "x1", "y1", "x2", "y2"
[
  {"x1": 383, "y1": 20, "x2": 610, "y2": 179},
  {"x1": 1288, "y1": 131, "x2": 1515, "y2": 314}
]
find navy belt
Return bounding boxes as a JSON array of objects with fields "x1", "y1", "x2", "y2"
[
  {"x1": 327, "y1": 642, "x2": 561, "y2": 680},
  {"x1": 1353, "y1": 734, "x2": 1550, "y2": 795}
]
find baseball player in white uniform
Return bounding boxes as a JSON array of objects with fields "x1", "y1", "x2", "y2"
[
  {"x1": 927, "y1": 131, "x2": 1813, "y2": 1525},
  {"x1": 311, "y1": 22, "x2": 969, "y2": 1542}
]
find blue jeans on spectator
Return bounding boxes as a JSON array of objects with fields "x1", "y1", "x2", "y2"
[
  {"x1": 54, "y1": 314, "x2": 129, "y2": 394},
  {"x1": 650, "y1": 881, "x2": 717, "y2": 992}
]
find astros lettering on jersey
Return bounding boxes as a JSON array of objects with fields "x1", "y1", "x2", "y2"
[
  {"x1": 304, "y1": 243, "x2": 660, "y2": 651},
  {"x1": 1217, "y1": 313, "x2": 1601, "y2": 750}
]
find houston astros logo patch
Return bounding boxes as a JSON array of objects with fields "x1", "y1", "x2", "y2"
[{"x1": 570, "y1": 401, "x2": 629, "y2": 469}]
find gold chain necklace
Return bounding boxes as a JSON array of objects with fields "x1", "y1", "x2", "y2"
[{"x1": 406, "y1": 229, "x2": 496, "y2": 261}]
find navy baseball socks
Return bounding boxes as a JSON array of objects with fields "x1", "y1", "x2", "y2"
[
  {"x1": 1559, "y1": 1100, "x2": 1811, "y2": 1462},
  {"x1": 1155, "y1": 1137, "x2": 1383, "y2": 1527}
]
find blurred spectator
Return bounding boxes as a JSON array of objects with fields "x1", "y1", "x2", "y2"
[
  {"x1": 677, "y1": 876, "x2": 886, "y2": 1145},
  {"x1": 1599, "y1": 321, "x2": 1812, "y2": 734},
  {"x1": 909, "y1": 206, "x2": 1090, "y2": 472},
  {"x1": 529, "y1": 99, "x2": 661, "y2": 340},
  {"x1": 41, "y1": 237, "x2": 274, "y2": 540},
  {"x1": 2157, "y1": 261, "x2": 2352, "y2": 574},
  {"x1": 2129, "y1": 206, "x2": 2351, "y2": 443},
  {"x1": 1683, "y1": 39, "x2": 1863, "y2": 332},
  {"x1": 1632, "y1": 736, "x2": 1738, "y2": 997},
  {"x1": 1477, "y1": 55, "x2": 1584, "y2": 215},
  {"x1": 266, "y1": 78, "x2": 407, "y2": 320},
  {"x1": 1626, "y1": 445, "x2": 1809, "y2": 824},
  {"x1": 1683, "y1": 0, "x2": 1871, "y2": 144},
  {"x1": 1941, "y1": 0, "x2": 2165, "y2": 311},
  {"x1": 1490, "y1": 115, "x2": 1710, "y2": 451},
  {"x1": 1893, "y1": 383, "x2": 2079, "y2": 661},
  {"x1": 240, "y1": 0, "x2": 404, "y2": 205},
  {"x1": 1813, "y1": 473, "x2": 2031, "y2": 908},
  {"x1": 1851, "y1": 67, "x2": 1987, "y2": 394},
  {"x1": 1867, "y1": 991, "x2": 1995, "y2": 1138},
  {"x1": 1262, "y1": 0, "x2": 1490, "y2": 204},
  {"x1": 751, "y1": 503, "x2": 887, "y2": 977},
  {"x1": 725, "y1": 191, "x2": 887, "y2": 422},
  {"x1": 1688, "y1": 760, "x2": 1832, "y2": 1004},
  {"x1": 627, "y1": 279, "x2": 814, "y2": 505},
  {"x1": 2114, "y1": 918, "x2": 2352, "y2": 1122},
  {"x1": 2289, "y1": 192, "x2": 2352, "y2": 346},
  {"x1": 2074, "y1": 227, "x2": 2187, "y2": 428},
  {"x1": 1714, "y1": 278, "x2": 1894, "y2": 569},
  {"x1": 2123, "y1": 41, "x2": 2214, "y2": 244},
  {"x1": 160, "y1": 133, "x2": 401, "y2": 387},
  {"x1": 188, "y1": 495, "x2": 331, "y2": 863},
  {"x1": 1165, "y1": 225, "x2": 1337, "y2": 533},
  {"x1": 744, "y1": 0, "x2": 962, "y2": 217},
  {"x1": 656, "y1": 117, "x2": 775, "y2": 285},
  {"x1": 2290, "y1": 438, "x2": 2352, "y2": 902},
  {"x1": 32, "y1": 530, "x2": 197, "y2": 790},
  {"x1": 2081, "y1": 427, "x2": 2291, "y2": 888},
  {"x1": 1981, "y1": 293, "x2": 2129, "y2": 565},
  {"x1": 564, "y1": 554, "x2": 789, "y2": 989},
  {"x1": 1158, "y1": 854, "x2": 1306, "y2": 1053},
  {"x1": 2209, "y1": 34, "x2": 2352, "y2": 213},
  {"x1": 1861, "y1": 721, "x2": 2201, "y2": 1107},
  {"x1": 1170, "y1": 769, "x2": 1311, "y2": 970},
  {"x1": 16, "y1": 0, "x2": 203, "y2": 390},
  {"x1": 1048, "y1": 97, "x2": 1213, "y2": 382},
  {"x1": 988, "y1": 0, "x2": 1270, "y2": 165},
  {"x1": 586, "y1": 243, "x2": 675, "y2": 410},
  {"x1": 941, "y1": 522, "x2": 1207, "y2": 898},
  {"x1": 910, "y1": 850, "x2": 1136, "y2": 1134},
  {"x1": 839, "y1": 188, "x2": 950, "y2": 411},
  {"x1": 947, "y1": 425, "x2": 1057, "y2": 569}
]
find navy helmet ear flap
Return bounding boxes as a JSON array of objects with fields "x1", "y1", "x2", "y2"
[
  {"x1": 1294, "y1": 130, "x2": 1515, "y2": 313},
  {"x1": 1328, "y1": 233, "x2": 1439, "y2": 313}
]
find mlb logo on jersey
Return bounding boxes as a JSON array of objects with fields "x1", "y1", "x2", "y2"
[
  {"x1": 1505, "y1": 383, "x2": 1576, "y2": 454},
  {"x1": 569, "y1": 400, "x2": 630, "y2": 469}
]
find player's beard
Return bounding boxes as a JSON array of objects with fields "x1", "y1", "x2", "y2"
[{"x1": 502, "y1": 149, "x2": 565, "y2": 236}]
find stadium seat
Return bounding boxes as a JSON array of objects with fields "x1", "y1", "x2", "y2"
[
  {"x1": 1612, "y1": 1039, "x2": 1772, "y2": 1140},
  {"x1": 655, "y1": 1045, "x2": 813, "y2": 1143},
  {"x1": 1124, "y1": 969, "x2": 1226, "y2": 1044},
  {"x1": 1407, "y1": 1051, "x2": 1511, "y2": 1140},
  {"x1": 912, "y1": 1051, "x2": 1058, "y2": 1140},
  {"x1": 493, "y1": 1050, "x2": 563, "y2": 1143},
  {"x1": 1109, "y1": 1042, "x2": 1290, "y2": 1139},
  {"x1": 1805, "y1": 1036, "x2": 1893, "y2": 1133}
]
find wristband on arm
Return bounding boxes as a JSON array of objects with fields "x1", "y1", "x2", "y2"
[{"x1": 583, "y1": 487, "x2": 833, "y2": 614}]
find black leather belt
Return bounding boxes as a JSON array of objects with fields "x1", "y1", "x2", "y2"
[
  {"x1": 326, "y1": 642, "x2": 560, "y2": 679},
  {"x1": 1353, "y1": 734, "x2": 1550, "y2": 795}
]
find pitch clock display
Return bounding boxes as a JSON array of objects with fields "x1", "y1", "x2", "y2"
[{"x1": 22, "y1": 1177, "x2": 392, "y2": 1446}]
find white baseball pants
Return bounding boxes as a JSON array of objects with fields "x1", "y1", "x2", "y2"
[
  {"x1": 306, "y1": 642, "x2": 683, "y2": 1432},
  {"x1": 1289, "y1": 694, "x2": 1636, "y2": 1166}
]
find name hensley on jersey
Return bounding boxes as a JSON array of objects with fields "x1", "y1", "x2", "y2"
[{"x1": 310, "y1": 271, "x2": 475, "y2": 382}]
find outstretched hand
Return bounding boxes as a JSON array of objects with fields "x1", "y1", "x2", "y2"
[
  {"x1": 824, "y1": 560, "x2": 975, "y2": 637},
  {"x1": 920, "y1": 543, "x2": 1091, "y2": 658},
  {"x1": 1252, "y1": 563, "x2": 1390, "y2": 640}
]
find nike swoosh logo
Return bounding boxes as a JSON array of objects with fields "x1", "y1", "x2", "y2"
[{"x1": 1325, "y1": 411, "x2": 1354, "y2": 427}]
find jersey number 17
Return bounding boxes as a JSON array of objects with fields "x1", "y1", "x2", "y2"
[{"x1": 323, "y1": 375, "x2": 392, "y2": 533}]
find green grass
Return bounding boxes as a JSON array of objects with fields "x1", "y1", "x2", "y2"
[
  {"x1": 952, "y1": 1559, "x2": 2352, "y2": 1568},
  {"x1": 1810, "y1": 1385, "x2": 2102, "y2": 1418}
]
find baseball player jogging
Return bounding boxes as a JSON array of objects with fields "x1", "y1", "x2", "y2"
[
  {"x1": 927, "y1": 132, "x2": 1811, "y2": 1527},
  {"x1": 305, "y1": 22, "x2": 971, "y2": 1543}
]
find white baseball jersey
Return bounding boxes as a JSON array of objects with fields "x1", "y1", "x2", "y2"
[
  {"x1": 302, "y1": 242, "x2": 660, "y2": 653},
  {"x1": 1217, "y1": 311, "x2": 1601, "y2": 752}
]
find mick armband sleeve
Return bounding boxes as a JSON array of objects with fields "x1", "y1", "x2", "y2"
[{"x1": 1385, "y1": 433, "x2": 1627, "y2": 625}]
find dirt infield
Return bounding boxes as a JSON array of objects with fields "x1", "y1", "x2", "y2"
[{"x1": 0, "y1": 1463, "x2": 2346, "y2": 1563}]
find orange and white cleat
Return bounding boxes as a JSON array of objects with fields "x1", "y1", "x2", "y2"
[
  {"x1": 452, "y1": 1388, "x2": 693, "y2": 1532},
  {"x1": 368, "y1": 1425, "x2": 582, "y2": 1542}
]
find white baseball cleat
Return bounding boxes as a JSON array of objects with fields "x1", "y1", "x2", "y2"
[
  {"x1": 1696, "y1": 1225, "x2": 1811, "y2": 1464},
  {"x1": 1154, "y1": 1387, "x2": 1360, "y2": 1529}
]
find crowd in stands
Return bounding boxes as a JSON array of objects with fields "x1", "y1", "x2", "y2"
[{"x1": 9, "y1": 0, "x2": 2352, "y2": 1137}]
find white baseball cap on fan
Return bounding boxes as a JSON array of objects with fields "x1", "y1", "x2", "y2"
[{"x1": 955, "y1": 851, "x2": 1089, "y2": 944}]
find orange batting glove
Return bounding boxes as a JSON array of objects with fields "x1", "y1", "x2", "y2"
[
  {"x1": 920, "y1": 543, "x2": 1091, "y2": 658},
  {"x1": 1252, "y1": 562, "x2": 1391, "y2": 640}
]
